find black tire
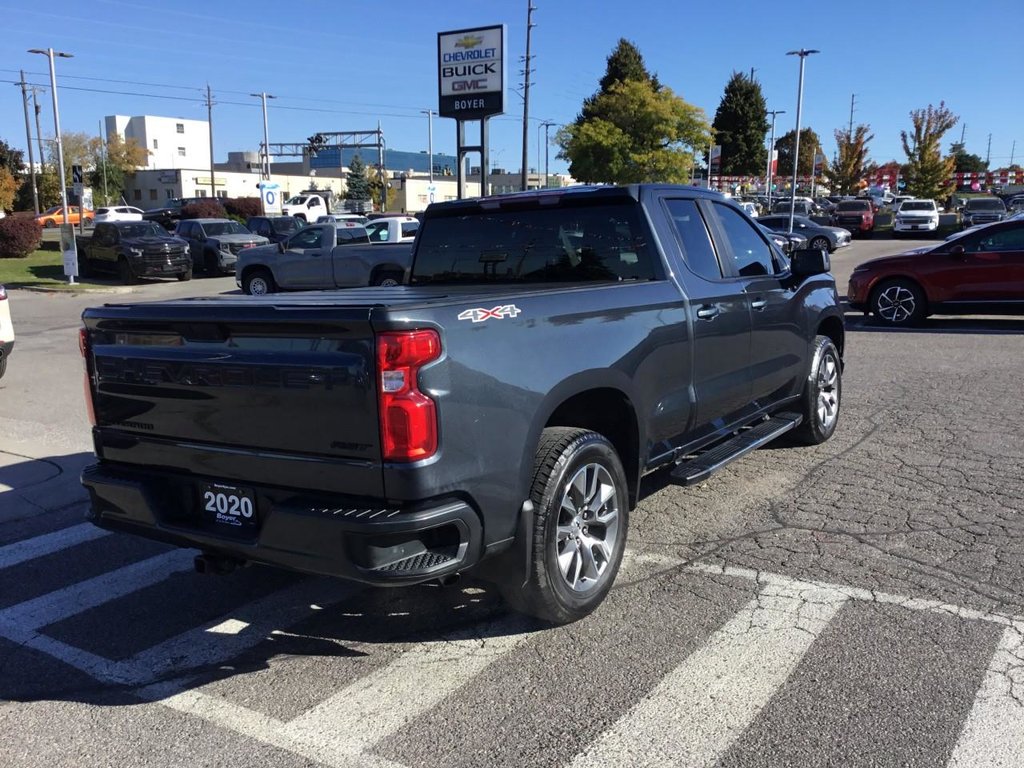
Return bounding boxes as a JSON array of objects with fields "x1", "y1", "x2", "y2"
[
  {"x1": 0, "y1": 355, "x2": 7, "y2": 380},
  {"x1": 871, "y1": 277, "x2": 926, "y2": 326},
  {"x1": 242, "y1": 269, "x2": 275, "y2": 295},
  {"x1": 501, "y1": 427, "x2": 629, "y2": 624},
  {"x1": 44, "y1": 220, "x2": 56, "y2": 228},
  {"x1": 118, "y1": 257, "x2": 137, "y2": 285},
  {"x1": 77, "y1": 254, "x2": 92, "y2": 279},
  {"x1": 176, "y1": 267, "x2": 193, "y2": 281},
  {"x1": 204, "y1": 250, "x2": 220, "y2": 276},
  {"x1": 371, "y1": 270, "x2": 403, "y2": 287},
  {"x1": 809, "y1": 236, "x2": 830, "y2": 252},
  {"x1": 792, "y1": 335, "x2": 842, "y2": 446}
]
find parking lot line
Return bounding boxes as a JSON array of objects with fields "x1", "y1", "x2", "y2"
[
  {"x1": 0, "y1": 549, "x2": 194, "y2": 631},
  {"x1": 948, "y1": 625, "x2": 1024, "y2": 767},
  {"x1": 569, "y1": 578, "x2": 849, "y2": 768},
  {"x1": 0, "y1": 523, "x2": 111, "y2": 569},
  {"x1": 280, "y1": 613, "x2": 537, "y2": 761}
]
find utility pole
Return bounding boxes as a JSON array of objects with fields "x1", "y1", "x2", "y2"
[
  {"x1": 98, "y1": 119, "x2": 107, "y2": 203},
  {"x1": 959, "y1": 123, "x2": 966, "y2": 147},
  {"x1": 18, "y1": 70, "x2": 40, "y2": 215},
  {"x1": 765, "y1": 109, "x2": 785, "y2": 208},
  {"x1": 31, "y1": 87, "x2": 46, "y2": 170},
  {"x1": 986, "y1": 133, "x2": 992, "y2": 167},
  {"x1": 750, "y1": 67, "x2": 756, "y2": 82},
  {"x1": 250, "y1": 92, "x2": 275, "y2": 213},
  {"x1": 848, "y1": 93, "x2": 856, "y2": 138},
  {"x1": 520, "y1": 0, "x2": 536, "y2": 192},
  {"x1": 420, "y1": 109, "x2": 435, "y2": 183},
  {"x1": 1011, "y1": 140, "x2": 1016, "y2": 167},
  {"x1": 206, "y1": 85, "x2": 216, "y2": 199}
]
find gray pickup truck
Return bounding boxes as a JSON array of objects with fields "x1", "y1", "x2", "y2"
[
  {"x1": 235, "y1": 222, "x2": 413, "y2": 295},
  {"x1": 80, "y1": 184, "x2": 844, "y2": 624}
]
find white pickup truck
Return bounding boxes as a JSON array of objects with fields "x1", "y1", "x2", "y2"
[
  {"x1": 282, "y1": 194, "x2": 331, "y2": 222},
  {"x1": 365, "y1": 216, "x2": 419, "y2": 243}
]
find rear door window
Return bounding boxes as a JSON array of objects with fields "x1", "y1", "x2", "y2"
[{"x1": 663, "y1": 199, "x2": 723, "y2": 281}]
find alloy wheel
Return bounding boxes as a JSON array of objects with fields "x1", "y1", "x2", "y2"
[
  {"x1": 555, "y1": 463, "x2": 621, "y2": 593},
  {"x1": 876, "y1": 285, "x2": 917, "y2": 323},
  {"x1": 816, "y1": 351, "x2": 839, "y2": 430}
]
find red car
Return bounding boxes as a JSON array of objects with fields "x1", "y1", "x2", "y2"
[
  {"x1": 847, "y1": 219, "x2": 1024, "y2": 325},
  {"x1": 832, "y1": 199, "x2": 875, "y2": 236}
]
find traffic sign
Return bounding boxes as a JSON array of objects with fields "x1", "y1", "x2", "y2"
[
  {"x1": 72, "y1": 165, "x2": 83, "y2": 184},
  {"x1": 258, "y1": 182, "x2": 281, "y2": 214}
]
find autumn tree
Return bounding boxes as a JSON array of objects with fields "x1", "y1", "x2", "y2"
[
  {"x1": 774, "y1": 127, "x2": 823, "y2": 177},
  {"x1": 901, "y1": 102, "x2": 958, "y2": 201},
  {"x1": 711, "y1": 72, "x2": 768, "y2": 176},
  {"x1": 0, "y1": 168, "x2": 19, "y2": 212},
  {"x1": 558, "y1": 41, "x2": 710, "y2": 184},
  {"x1": 89, "y1": 134, "x2": 149, "y2": 205},
  {"x1": 831, "y1": 124, "x2": 874, "y2": 195}
]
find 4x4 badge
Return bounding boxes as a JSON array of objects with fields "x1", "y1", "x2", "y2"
[{"x1": 457, "y1": 305, "x2": 522, "y2": 323}]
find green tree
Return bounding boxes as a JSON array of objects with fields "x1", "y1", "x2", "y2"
[
  {"x1": 559, "y1": 40, "x2": 709, "y2": 184},
  {"x1": 0, "y1": 139, "x2": 25, "y2": 176},
  {"x1": 901, "y1": 102, "x2": 958, "y2": 200},
  {"x1": 774, "y1": 127, "x2": 822, "y2": 177},
  {"x1": 711, "y1": 72, "x2": 768, "y2": 176},
  {"x1": 46, "y1": 131, "x2": 92, "y2": 185},
  {"x1": 345, "y1": 154, "x2": 371, "y2": 200},
  {"x1": 949, "y1": 143, "x2": 987, "y2": 173},
  {"x1": 831, "y1": 124, "x2": 874, "y2": 195},
  {"x1": 88, "y1": 134, "x2": 149, "y2": 205}
]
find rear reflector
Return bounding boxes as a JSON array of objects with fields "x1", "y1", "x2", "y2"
[{"x1": 377, "y1": 330, "x2": 441, "y2": 462}]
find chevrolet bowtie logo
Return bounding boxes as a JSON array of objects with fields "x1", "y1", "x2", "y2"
[{"x1": 454, "y1": 35, "x2": 484, "y2": 49}]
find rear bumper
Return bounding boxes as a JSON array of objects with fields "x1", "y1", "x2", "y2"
[{"x1": 82, "y1": 462, "x2": 484, "y2": 586}]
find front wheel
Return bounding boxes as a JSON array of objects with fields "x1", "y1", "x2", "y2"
[
  {"x1": 872, "y1": 278, "x2": 926, "y2": 326},
  {"x1": 809, "y1": 236, "x2": 830, "y2": 252},
  {"x1": 118, "y1": 258, "x2": 137, "y2": 285},
  {"x1": 371, "y1": 271, "x2": 403, "y2": 287},
  {"x1": 792, "y1": 335, "x2": 842, "y2": 445},
  {"x1": 176, "y1": 268, "x2": 193, "y2": 281},
  {"x1": 501, "y1": 428, "x2": 629, "y2": 624},
  {"x1": 243, "y1": 269, "x2": 275, "y2": 295},
  {"x1": 44, "y1": 220, "x2": 56, "y2": 228}
]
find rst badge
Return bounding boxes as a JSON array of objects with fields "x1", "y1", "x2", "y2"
[{"x1": 457, "y1": 304, "x2": 522, "y2": 323}]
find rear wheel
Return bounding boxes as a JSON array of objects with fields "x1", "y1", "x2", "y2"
[
  {"x1": 809, "y1": 236, "x2": 830, "y2": 252},
  {"x1": 501, "y1": 427, "x2": 629, "y2": 624},
  {"x1": 372, "y1": 270, "x2": 403, "y2": 287},
  {"x1": 792, "y1": 335, "x2": 842, "y2": 445},
  {"x1": 243, "y1": 269, "x2": 275, "y2": 295},
  {"x1": 0, "y1": 355, "x2": 7, "y2": 380},
  {"x1": 44, "y1": 220, "x2": 56, "y2": 229},
  {"x1": 118, "y1": 257, "x2": 136, "y2": 285},
  {"x1": 872, "y1": 278, "x2": 926, "y2": 326}
]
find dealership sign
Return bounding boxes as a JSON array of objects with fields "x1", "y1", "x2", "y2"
[{"x1": 437, "y1": 25, "x2": 505, "y2": 120}]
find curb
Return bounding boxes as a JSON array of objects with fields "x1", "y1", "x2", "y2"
[{"x1": 14, "y1": 284, "x2": 136, "y2": 296}]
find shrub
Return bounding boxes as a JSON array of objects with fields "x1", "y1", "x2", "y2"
[
  {"x1": 181, "y1": 200, "x2": 227, "y2": 220},
  {"x1": 223, "y1": 197, "x2": 261, "y2": 220},
  {"x1": 0, "y1": 217, "x2": 42, "y2": 258}
]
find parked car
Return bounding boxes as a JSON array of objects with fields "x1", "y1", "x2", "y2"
[
  {"x1": 771, "y1": 200, "x2": 815, "y2": 216},
  {"x1": 76, "y1": 221, "x2": 192, "y2": 284},
  {"x1": 756, "y1": 223, "x2": 807, "y2": 255},
  {"x1": 80, "y1": 183, "x2": 845, "y2": 624},
  {"x1": 813, "y1": 197, "x2": 837, "y2": 215},
  {"x1": 890, "y1": 195, "x2": 914, "y2": 213},
  {"x1": 142, "y1": 197, "x2": 207, "y2": 230},
  {"x1": 892, "y1": 199, "x2": 940, "y2": 235},
  {"x1": 0, "y1": 285, "x2": 13, "y2": 380},
  {"x1": 757, "y1": 214, "x2": 851, "y2": 253},
  {"x1": 832, "y1": 199, "x2": 875, "y2": 236},
  {"x1": 237, "y1": 222, "x2": 411, "y2": 295},
  {"x1": 317, "y1": 214, "x2": 369, "y2": 226},
  {"x1": 365, "y1": 216, "x2": 420, "y2": 243},
  {"x1": 173, "y1": 219, "x2": 268, "y2": 275},
  {"x1": 960, "y1": 197, "x2": 1007, "y2": 229},
  {"x1": 245, "y1": 215, "x2": 305, "y2": 244},
  {"x1": 94, "y1": 206, "x2": 144, "y2": 223},
  {"x1": 282, "y1": 193, "x2": 332, "y2": 222},
  {"x1": 35, "y1": 205, "x2": 93, "y2": 228},
  {"x1": 847, "y1": 218, "x2": 1024, "y2": 325},
  {"x1": 738, "y1": 201, "x2": 760, "y2": 218}
]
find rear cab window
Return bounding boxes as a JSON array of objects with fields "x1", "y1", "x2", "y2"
[{"x1": 411, "y1": 201, "x2": 661, "y2": 285}]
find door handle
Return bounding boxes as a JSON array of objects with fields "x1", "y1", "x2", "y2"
[
  {"x1": 751, "y1": 298, "x2": 768, "y2": 310},
  {"x1": 696, "y1": 304, "x2": 720, "y2": 320}
]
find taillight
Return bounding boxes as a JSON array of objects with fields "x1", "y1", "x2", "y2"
[
  {"x1": 79, "y1": 327, "x2": 96, "y2": 426},
  {"x1": 377, "y1": 329, "x2": 441, "y2": 462}
]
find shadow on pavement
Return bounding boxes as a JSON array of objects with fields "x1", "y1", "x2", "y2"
[{"x1": 843, "y1": 311, "x2": 1024, "y2": 335}]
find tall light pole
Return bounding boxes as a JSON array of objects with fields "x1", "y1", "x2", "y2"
[
  {"x1": 765, "y1": 109, "x2": 785, "y2": 211},
  {"x1": 540, "y1": 121, "x2": 555, "y2": 189},
  {"x1": 29, "y1": 48, "x2": 72, "y2": 231},
  {"x1": 420, "y1": 109, "x2": 435, "y2": 183},
  {"x1": 250, "y1": 92, "x2": 275, "y2": 213},
  {"x1": 786, "y1": 48, "x2": 818, "y2": 233}
]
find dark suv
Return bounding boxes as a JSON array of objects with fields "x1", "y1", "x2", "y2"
[
  {"x1": 961, "y1": 197, "x2": 1007, "y2": 229},
  {"x1": 142, "y1": 197, "x2": 209, "y2": 230}
]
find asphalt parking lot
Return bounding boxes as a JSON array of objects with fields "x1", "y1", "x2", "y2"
[{"x1": 2, "y1": 238, "x2": 1023, "y2": 768}]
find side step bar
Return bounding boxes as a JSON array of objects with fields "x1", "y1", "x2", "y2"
[{"x1": 669, "y1": 412, "x2": 802, "y2": 487}]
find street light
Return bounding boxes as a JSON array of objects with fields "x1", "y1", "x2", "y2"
[
  {"x1": 420, "y1": 109, "x2": 435, "y2": 183},
  {"x1": 250, "y1": 92, "x2": 276, "y2": 213},
  {"x1": 765, "y1": 109, "x2": 785, "y2": 210},
  {"x1": 539, "y1": 121, "x2": 556, "y2": 189},
  {"x1": 29, "y1": 47, "x2": 73, "y2": 282},
  {"x1": 785, "y1": 48, "x2": 819, "y2": 234}
]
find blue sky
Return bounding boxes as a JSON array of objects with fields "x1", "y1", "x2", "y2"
[{"x1": 2, "y1": 0, "x2": 1022, "y2": 176}]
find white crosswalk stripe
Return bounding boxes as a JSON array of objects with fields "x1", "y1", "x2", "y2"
[
  {"x1": 0, "y1": 522, "x2": 110, "y2": 569},
  {"x1": 569, "y1": 576, "x2": 849, "y2": 768}
]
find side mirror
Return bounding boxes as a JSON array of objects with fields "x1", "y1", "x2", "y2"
[
  {"x1": 790, "y1": 248, "x2": 830, "y2": 278},
  {"x1": 949, "y1": 244, "x2": 965, "y2": 257}
]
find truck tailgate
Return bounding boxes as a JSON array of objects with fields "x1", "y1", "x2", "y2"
[{"x1": 83, "y1": 299, "x2": 382, "y2": 497}]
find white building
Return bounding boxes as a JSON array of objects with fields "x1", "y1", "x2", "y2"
[{"x1": 105, "y1": 115, "x2": 210, "y2": 171}]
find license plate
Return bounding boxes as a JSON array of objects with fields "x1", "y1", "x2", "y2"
[
  {"x1": 912, "y1": 225, "x2": 921, "y2": 230},
  {"x1": 200, "y1": 483, "x2": 258, "y2": 532}
]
